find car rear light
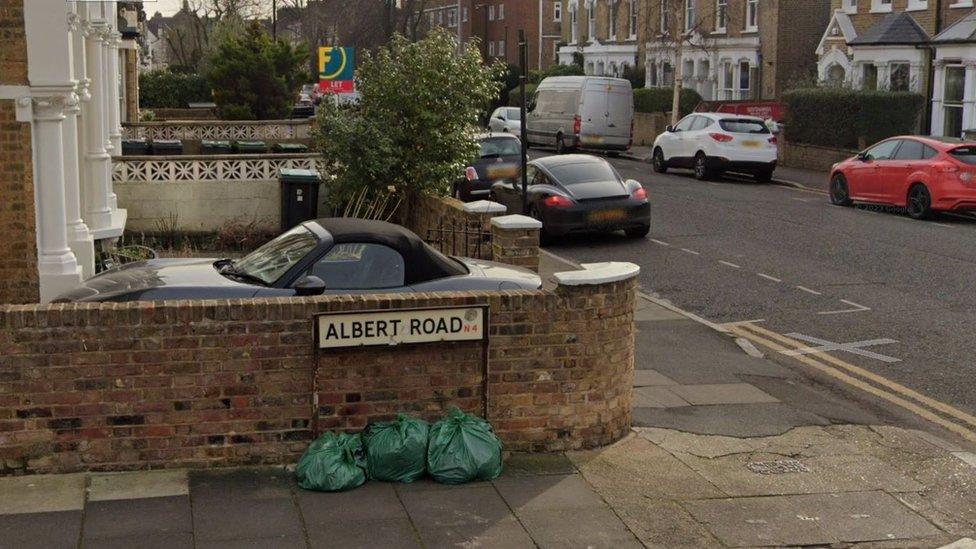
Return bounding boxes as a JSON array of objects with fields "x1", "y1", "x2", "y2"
[
  {"x1": 935, "y1": 162, "x2": 959, "y2": 174},
  {"x1": 573, "y1": 115, "x2": 581, "y2": 136},
  {"x1": 768, "y1": 136, "x2": 778, "y2": 145},
  {"x1": 631, "y1": 187, "x2": 647, "y2": 201},
  {"x1": 543, "y1": 195, "x2": 573, "y2": 208},
  {"x1": 465, "y1": 166, "x2": 478, "y2": 181},
  {"x1": 709, "y1": 133, "x2": 733, "y2": 143}
]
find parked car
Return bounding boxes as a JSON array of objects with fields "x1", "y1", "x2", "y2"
[
  {"x1": 53, "y1": 218, "x2": 542, "y2": 302},
  {"x1": 652, "y1": 112, "x2": 778, "y2": 182},
  {"x1": 525, "y1": 76, "x2": 634, "y2": 155},
  {"x1": 490, "y1": 154, "x2": 650, "y2": 240},
  {"x1": 453, "y1": 133, "x2": 523, "y2": 202},
  {"x1": 488, "y1": 107, "x2": 522, "y2": 134},
  {"x1": 829, "y1": 136, "x2": 976, "y2": 220}
]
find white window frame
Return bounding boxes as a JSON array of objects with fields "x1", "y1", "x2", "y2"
[
  {"x1": 498, "y1": 40, "x2": 506, "y2": 56},
  {"x1": 489, "y1": 4, "x2": 495, "y2": 20},
  {"x1": 715, "y1": 0, "x2": 727, "y2": 33},
  {"x1": 870, "y1": 0, "x2": 893, "y2": 13},
  {"x1": 571, "y1": 6, "x2": 579, "y2": 43},
  {"x1": 489, "y1": 41, "x2": 495, "y2": 56},
  {"x1": 463, "y1": 7, "x2": 469, "y2": 22},
  {"x1": 684, "y1": 0, "x2": 695, "y2": 32},
  {"x1": 588, "y1": 3, "x2": 596, "y2": 39},
  {"x1": 844, "y1": 0, "x2": 857, "y2": 13},
  {"x1": 949, "y1": 0, "x2": 974, "y2": 7},
  {"x1": 609, "y1": 0, "x2": 617, "y2": 40},
  {"x1": 906, "y1": 0, "x2": 928, "y2": 10},
  {"x1": 660, "y1": 0, "x2": 669, "y2": 34},
  {"x1": 498, "y1": 3, "x2": 505, "y2": 20},
  {"x1": 629, "y1": 0, "x2": 638, "y2": 39},
  {"x1": 554, "y1": 1, "x2": 562, "y2": 22},
  {"x1": 745, "y1": 0, "x2": 758, "y2": 32}
]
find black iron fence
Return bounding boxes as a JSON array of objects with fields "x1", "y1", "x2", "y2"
[{"x1": 426, "y1": 218, "x2": 492, "y2": 259}]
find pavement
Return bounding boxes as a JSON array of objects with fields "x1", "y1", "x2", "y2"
[{"x1": 2, "y1": 289, "x2": 974, "y2": 548}]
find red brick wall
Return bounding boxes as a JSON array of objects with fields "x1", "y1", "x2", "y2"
[
  {"x1": 401, "y1": 193, "x2": 500, "y2": 260},
  {"x1": 0, "y1": 0, "x2": 38, "y2": 305},
  {"x1": 0, "y1": 279, "x2": 635, "y2": 474}
]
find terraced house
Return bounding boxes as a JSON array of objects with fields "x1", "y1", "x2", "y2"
[
  {"x1": 560, "y1": 0, "x2": 830, "y2": 100},
  {"x1": 816, "y1": 0, "x2": 976, "y2": 137}
]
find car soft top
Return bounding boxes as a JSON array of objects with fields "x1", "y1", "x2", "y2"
[{"x1": 309, "y1": 217, "x2": 466, "y2": 284}]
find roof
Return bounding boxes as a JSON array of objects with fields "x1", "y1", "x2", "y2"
[
  {"x1": 933, "y1": 8, "x2": 976, "y2": 43},
  {"x1": 850, "y1": 12, "x2": 930, "y2": 46},
  {"x1": 816, "y1": 9, "x2": 858, "y2": 55},
  {"x1": 309, "y1": 218, "x2": 465, "y2": 284}
]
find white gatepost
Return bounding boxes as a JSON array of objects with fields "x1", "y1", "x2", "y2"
[
  {"x1": 931, "y1": 60, "x2": 946, "y2": 136},
  {"x1": 65, "y1": 9, "x2": 95, "y2": 279},
  {"x1": 107, "y1": 17, "x2": 123, "y2": 158},
  {"x1": 83, "y1": 16, "x2": 114, "y2": 234},
  {"x1": 22, "y1": 0, "x2": 84, "y2": 301},
  {"x1": 963, "y1": 61, "x2": 976, "y2": 134}
]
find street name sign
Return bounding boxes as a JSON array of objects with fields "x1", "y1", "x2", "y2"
[{"x1": 315, "y1": 307, "x2": 485, "y2": 349}]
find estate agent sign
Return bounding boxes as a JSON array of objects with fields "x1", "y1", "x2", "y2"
[
  {"x1": 317, "y1": 46, "x2": 355, "y2": 94},
  {"x1": 315, "y1": 307, "x2": 486, "y2": 349}
]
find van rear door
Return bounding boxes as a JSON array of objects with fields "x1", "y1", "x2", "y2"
[{"x1": 580, "y1": 79, "x2": 633, "y2": 148}]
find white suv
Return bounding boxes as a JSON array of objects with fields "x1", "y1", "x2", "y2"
[{"x1": 652, "y1": 113, "x2": 778, "y2": 182}]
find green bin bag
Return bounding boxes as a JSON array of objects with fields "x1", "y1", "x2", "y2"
[
  {"x1": 363, "y1": 414, "x2": 429, "y2": 483},
  {"x1": 295, "y1": 432, "x2": 367, "y2": 492},
  {"x1": 427, "y1": 408, "x2": 503, "y2": 485}
]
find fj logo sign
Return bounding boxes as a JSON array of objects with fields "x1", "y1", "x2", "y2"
[{"x1": 315, "y1": 307, "x2": 486, "y2": 349}]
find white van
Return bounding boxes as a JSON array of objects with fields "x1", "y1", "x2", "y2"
[{"x1": 525, "y1": 76, "x2": 634, "y2": 154}]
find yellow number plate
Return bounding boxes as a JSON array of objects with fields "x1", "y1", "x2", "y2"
[
  {"x1": 588, "y1": 209, "x2": 626, "y2": 224},
  {"x1": 741, "y1": 140, "x2": 761, "y2": 148},
  {"x1": 486, "y1": 164, "x2": 518, "y2": 179}
]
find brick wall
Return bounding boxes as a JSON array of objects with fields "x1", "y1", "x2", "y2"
[
  {"x1": 0, "y1": 277, "x2": 635, "y2": 474},
  {"x1": 779, "y1": 136, "x2": 857, "y2": 172},
  {"x1": 0, "y1": 0, "x2": 38, "y2": 305},
  {"x1": 402, "y1": 194, "x2": 502, "y2": 260},
  {"x1": 123, "y1": 49, "x2": 139, "y2": 123}
]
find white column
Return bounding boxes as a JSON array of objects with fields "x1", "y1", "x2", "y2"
[
  {"x1": 65, "y1": 12, "x2": 95, "y2": 279},
  {"x1": 963, "y1": 61, "x2": 976, "y2": 134},
  {"x1": 876, "y1": 61, "x2": 890, "y2": 91},
  {"x1": 84, "y1": 21, "x2": 114, "y2": 233},
  {"x1": 107, "y1": 30, "x2": 123, "y2": 155},
  {"x1": 931, "y1": 60, "x2": 946, "y2": 136}
]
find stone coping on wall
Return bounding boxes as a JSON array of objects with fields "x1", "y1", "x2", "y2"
[
  {"x1": 491, "y1": 214, "x2": 543, "y2": 230},
  {"x1": 463, "y1": 200, "x2": 507, "y2": 214},
  {"x1": 553, "y1": 262, "x2": 641, "y2": 286}
]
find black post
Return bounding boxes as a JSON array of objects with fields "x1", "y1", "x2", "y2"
[
  {"x1": 518, "y1": 29, "x2": 529, "y2": 215},
  {"x1": 272, "y1": 0, "x2": 277, "y2": 40}
]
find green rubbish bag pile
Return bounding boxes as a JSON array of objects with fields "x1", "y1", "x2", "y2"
[{"x1": 295, "y1": 408, "x2": 503, "y2": 492}]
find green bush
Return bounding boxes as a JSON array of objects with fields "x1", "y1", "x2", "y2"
[
  {"x1": 508, "y1": 83, "x2": 538, "y2": 107},
  {"x1": 782, "y1": 88, "x2": 925, "y2": 150},
  {"x1": 528, "y1": 63, "x2": 585, "y2": 84},
  {"x1": 138, "y1": 70, "x2": 211, "y2": 109},
  {"x1": 633, "y1": 87, "x2": 702, "y2": 117}
]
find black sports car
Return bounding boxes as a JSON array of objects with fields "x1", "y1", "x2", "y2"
[
  {"x1": 55, "y1": 218, "x2": 542, "y2": 302},
  {"x1": 490, "y1": 154, "x2": 650, "y2": 240},
  {"x1": 453, "y1": 133, "x2": 523, "y2": 202}
]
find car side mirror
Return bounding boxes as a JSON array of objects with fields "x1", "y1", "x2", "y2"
[
  {"x1": 857, "y1": 152, "x2": 870, "y2": 162},
  {"x1": 294, "y1": 275, "x2": 326, "y2": 296},
  {"x1": 666, "y1": 125, "x2": 675, "y2": 133}
]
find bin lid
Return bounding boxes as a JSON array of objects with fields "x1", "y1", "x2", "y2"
[
  {"x1": 236, "y1": 140, "x2": 268, "y2": 147},
  {"x1": 152, "y1": 139, "x2": 183, "y2": 146},
  {"x1": 279, "y1": 168, "x2": 320, "y2": 182},
  {"x1": 122, "y1": 138, "x2": 148, "y2": 144},
  {"x1": 202, "y1": 140, "x2": 232, "y2": 147},
  {"x1": 273, "y1": 143, "x2": 309, "y2": 151}
]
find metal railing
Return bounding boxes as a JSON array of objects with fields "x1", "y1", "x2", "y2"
[{"x1": 426, "y1": 218, "x2": 492, "y2": 259}]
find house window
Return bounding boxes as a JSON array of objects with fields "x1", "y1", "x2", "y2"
[
  {"x1": 890, "y1": 63, "x2": 910, "y2": 91},
  {"x1": 844, "y1": 0, "x2": 857, "y2": 13},
  {"x1": 447, "y1": 8, "x2": 457, "y2": 26},
  {"x1": 907, "y1": 0, "x2": 928, "y2": 10},
  {"x1": 554, "y1": 1, "x2": 562, "y2": 22},
  {"x1": 662, "y1": 62, "x2": 674, "y2": 86},
  {"x1": 498, "y1": 3, "x2": 504, "y2": 20},
  {"x1": 944, "y1": 65, "x2": 966, "y2": 137},
  {"x1": 685, "y1": 0, "x2": 695, "y2": 31},
  {"x1": 629, "y1": 0, "x2": 638, "y2": 38},
  {"x1": 609, "y1": 0, "x2": 617, "y2": 40},
  {"x1": 739, "y1": 61, "x2": 751, "y2": 99},
  {"x1": 489, "y1": 5, "x2": 495, "y2": 20},
  {"x1": 588, "y1": 3, "x2": 596, "y2": 39},
  {"x1": 871, "y1": 0, "x2": 893, "y2": 13},
  {"x1": 571, "y1": 6, "x2": 578, "y2": 42},
  {"x1": 745, "y1": 0, "x2": 758, "y2": 31},
  {"x1": 715, "y1": 0, "x2": 727, "y2": 32},
  {"x1": 463, "y1": 7, "x2": 469, "y2": 22},
  {"x1": 722, "y1": 62, "x2": 735, "y2": 98},
  {"x1": 489, "y1": 41, "x2": 495, "y2": 56},
  {"x1": 660, "y1": 0, "x2": 670, "y2": 33},
  {"x1": 649, "y1": 61, "x2": 658, "y2": 86},
  {"x1": 862, "y1": 63, "x2": 878, "y2": 90},
  {"x1": 438, "y1": 10, "x2": 443, "y2": 24},
  {"x1": 498, "y1": 40, "x2": 506, "y2": 57},
  {"x1": 827, "y1": 64, "x2": 847, "y2": 86}
]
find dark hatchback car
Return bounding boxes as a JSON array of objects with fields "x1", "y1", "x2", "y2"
[
  {"x1": 490, "y1": 154, "x2": 650, "y2": 240},
  {"x1": 453, "y1": 133, "x2": 523, "y2": 202},
  {"x1": 54, "y1": 218, "x2": 541, "y2": 303}
]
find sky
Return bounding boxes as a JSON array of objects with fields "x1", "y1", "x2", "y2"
[{"x1": 149, "y1": 0, "x2": 182, "y2": 16}]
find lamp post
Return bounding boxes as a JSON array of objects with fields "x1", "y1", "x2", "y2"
[{"x1": 518, "y1": 29, "x2": 529, "y2": 215}]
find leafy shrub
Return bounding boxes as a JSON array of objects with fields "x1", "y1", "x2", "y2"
[
  {"x1": 529, "y1": 63, "x2": 585, "y2": 84},
  {"x1": 782, "y1": 88, "x2": 925, "y2": 150},
  {"x1": 633, "y1": 87, "x2": 702, "y2": 117},
  {"x1": 622, "y1": 65, "x2": 646, "y2": 89},
  {"x1": 139, "y1": 69, "x2": 212, "y2": 109},
  {"x1": 508, "y1": 83, "x2": 538, "y2": 107}
]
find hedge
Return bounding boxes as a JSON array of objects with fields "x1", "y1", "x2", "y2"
[
  {"x1": 139, "y1": 70, "x2": 212, "y2": 109},
  {"x1": 634, "y1": 87, "x2": 702, "y2": 117},
  {"x1": 782, "y1": 88, "x2": 925, "y2": 150},
  {"x1": 508, "y1": 83, "x2": 539, "y2": 107}
]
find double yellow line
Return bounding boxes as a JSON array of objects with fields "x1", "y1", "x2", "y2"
[{"x1": 729, "y1": 322, "x2": 976, "y2": 443}]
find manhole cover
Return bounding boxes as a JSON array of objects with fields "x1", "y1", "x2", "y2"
[{"x1": 747, "y1": 459, "x2": 810, "y2": 475}]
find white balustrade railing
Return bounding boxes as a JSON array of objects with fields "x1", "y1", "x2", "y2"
[
  {"x1": 112, "y1": 154, "x2": 323, "y2": 184},
  {"x1": 121, "y1": 119, "x2": 314, "y2": 141}
]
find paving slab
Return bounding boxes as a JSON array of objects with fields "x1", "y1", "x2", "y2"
[
  {"x1": 190, "y1": 467, "x2": 295, "y2": 502},
  {"x1": 0, "y1": 473, "x2": 86, "y2": 515},
  {"x1": 500, "y1": 453, "x2": 577, "y2": 476},
  {"x1": 83, "y1": 496, "x2": 191, "y2": 539},
  {"x1": 789, "y1": 491, "x2": 940, "y2": 543},
  {"x1": 742, "y1": 374, "x2": 885, "y2": 425},
  {"x1": 517, "y1": 507, "x2": 643, "y2": 548},
  {"x1": 493, "y1": 474, "x2": 608, "y2": 511},
  {"x1": 596, "y1": 495, "x2": 720, "y2": 549},
  {"x1": 413, "y1": 517, "x2": 536, "y2": 549},
  {"x1": 87, "y1": 469, "x2": 188, "y2": 502},
  {"x1": 393, "y1": 478, "x2": 492, "y2": 492},
  {"x1": 683, "y1": 495, "x2": 836, "y2": 547},
  {"x1": 633, "y1": 402, "x2": 830, "y2": 437},
  {"x1": 306, "y1": 518, "x2": 420, "y2": 549},
  {"x1": 633, "y1": 369, "x2": 679, "y2": 387},
  {"x1": 81, "y1": 532, "x2": 194, "y2": 549},
  {"x1": 398, "y1": 485, "x2": 513, "y2": 528},
  {"x1": 298, "y1": 482, "x2": 407, "y2": 521},
  {"x1": 196, "y1": 535, "x2": 307, "y2": 549},
  {"x1": 192, "y1": 496, "x2": 304, "y2": 541},
  {"x1": 668, "y1": 383, "x2": 779, "y2": 405},
  {"x1": 0, "y1": 510, "x2": 82, "y2": 549},
  {"x1": 633, "y1": 385, "x2": 690, "y2": 408},
  {"x1": 634, "y1": 299, "x2": 686, "y2": 322}
]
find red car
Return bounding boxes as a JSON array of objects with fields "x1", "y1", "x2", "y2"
[{"x1": 829, "y1": 136, "x2": 976, "y2": 219}]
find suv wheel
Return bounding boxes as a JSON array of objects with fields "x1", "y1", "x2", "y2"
[
  {"x1": 652, "y1": 148, "x2": 668, "y2": 174},
  {"x1": 693, "y1": 153, "x2": 712, "y2": 181}
]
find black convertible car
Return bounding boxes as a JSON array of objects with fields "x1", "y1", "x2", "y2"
[
  {"x1": 489, "y1": 154, "x2": 650, "y2": 240},
  {"x1": 55, "y1": 218, "x2": 542, "y2": 302}
]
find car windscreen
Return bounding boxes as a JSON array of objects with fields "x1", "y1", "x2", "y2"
[
  {"x1": 233, "y1": 225, "x2": 318, "y2": 284},
  {"x1": 479, "y1": 138, "x2": 521, "y2": 157},
  {"x1": 719, "y1": 119, "x2": 770, "y2": 134},
  {"x1": 547, "y1": 162, "x2": 618, "y2": 185},
  {"x1": 506, "y1": 108, "x2": 522, "y2": 120},
  {"x1": 949, "y1": 146, "x2": 976, "y2": 165}
]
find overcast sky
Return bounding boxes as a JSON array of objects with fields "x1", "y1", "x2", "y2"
[{"x1": 147, "y1": 0, "x2": 182, "y2": 16}]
